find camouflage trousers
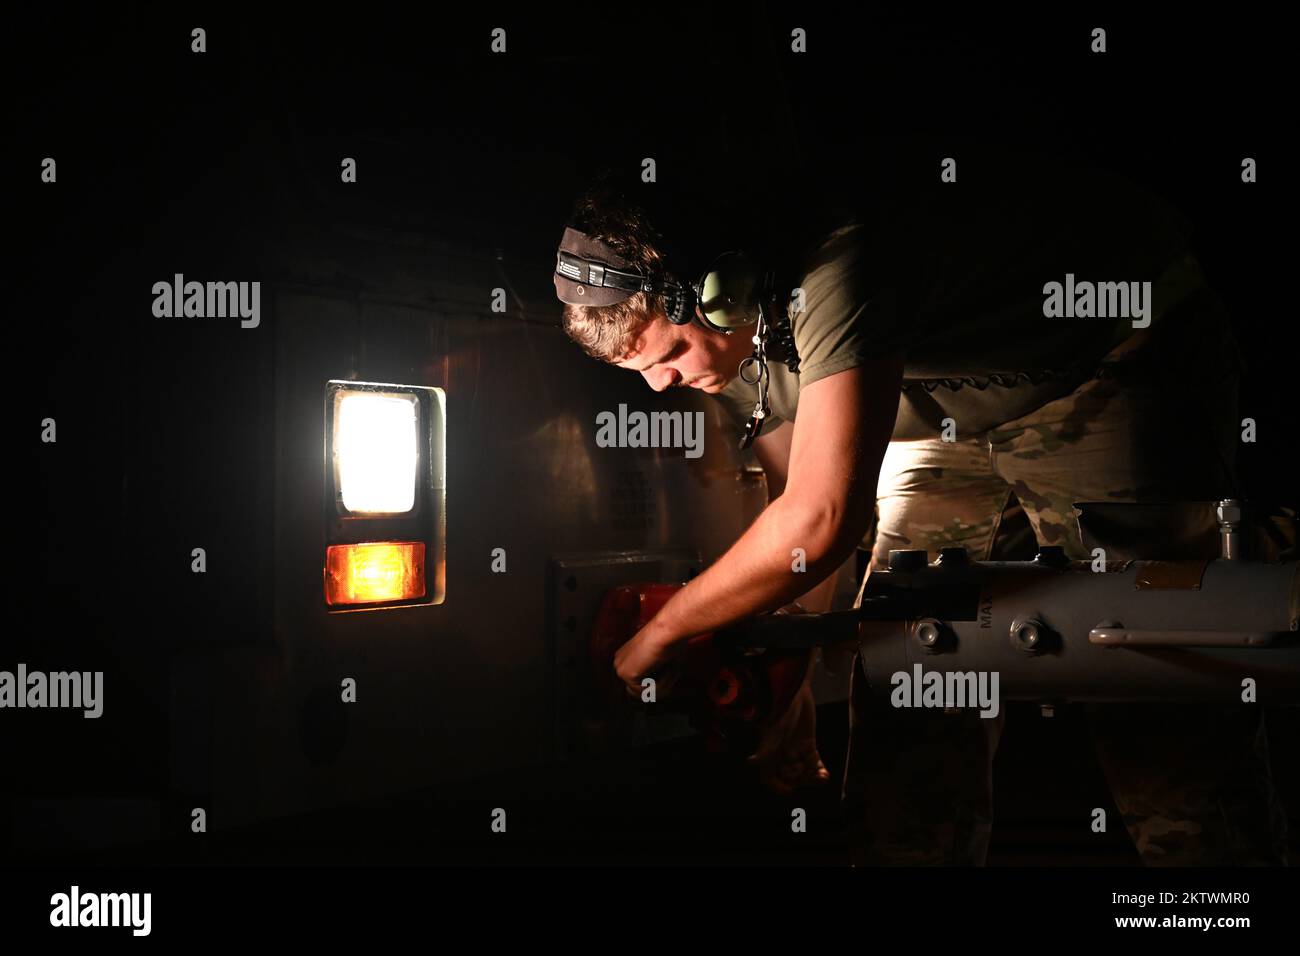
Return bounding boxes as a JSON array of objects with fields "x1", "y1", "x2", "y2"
[{"x1": 841, "y1": 287, "x2": 1289, "y2": 865}]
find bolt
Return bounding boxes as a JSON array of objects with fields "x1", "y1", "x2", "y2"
[
  {"x1": 914, "y1": 619, "x2": 942, "y2": 648},
  {"x1": 888, "y1": 549, "x2": 929, "y2": 573},
  {"x1": 1216, "y1": 499, "x2": 1243, "y2": 525},
  {"x1": 1011, "y1": 618, "x2": 1045, "y2": 653}
]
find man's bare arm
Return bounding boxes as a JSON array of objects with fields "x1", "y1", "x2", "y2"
[
  {"x1": 754, "y1": 422, "x2": 840, "y2": 613},
  {"x1": 753, "y1": 422, "x2": 794, "y2": 501},
  {"x1": 642, "y1": 354, "x2": 903, "y2": 648}
]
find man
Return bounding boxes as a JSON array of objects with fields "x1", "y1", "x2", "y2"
[{"x1": 552, "y1": 166, "x2": 1288, "y2": 865}]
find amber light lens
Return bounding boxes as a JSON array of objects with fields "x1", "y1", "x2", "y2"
[{"x1": 325, "y1": 542, "x2": 426, "y2": 606}]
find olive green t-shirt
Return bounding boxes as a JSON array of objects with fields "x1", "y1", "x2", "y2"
[{"x1": 715, "y1": 169, "x2": 1196, "y2": 440}]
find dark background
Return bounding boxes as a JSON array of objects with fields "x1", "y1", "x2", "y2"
[{"x1": 9, "y1": 3, "x2": 1296, "y2": 865}]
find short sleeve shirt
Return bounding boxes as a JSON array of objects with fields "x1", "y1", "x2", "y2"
[{"x1": 715, "y1": 168, "x2": 1193, "y2": 439}]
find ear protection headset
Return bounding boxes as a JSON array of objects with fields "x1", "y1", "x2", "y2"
[
  {"x1": 554, "y1": 225, "x2": 796, "y2": 448},
  {"x1": 553, "y1": 228, "x2": 774, "y2": 334}
]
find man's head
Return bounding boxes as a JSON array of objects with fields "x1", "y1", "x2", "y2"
[{"x1": 555, "y1": 177, "x2": 755, "y2": 394}]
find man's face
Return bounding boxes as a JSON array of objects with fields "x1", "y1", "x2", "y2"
[{"x1": 614, "y1": 310, "x2": 754, "y2": 394}]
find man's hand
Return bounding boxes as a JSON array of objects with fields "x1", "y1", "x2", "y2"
[
  {"x1": 612, "y1": 622, "x2": 676, "y2": 695},
  {"x1": 749, "y1": 671, "x2": 829, "y2": 795},
  {"x1": 747, "y1": 604, "x2": 830, "y2": 794}
]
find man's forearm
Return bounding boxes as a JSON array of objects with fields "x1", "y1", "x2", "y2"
[{"x1": 646, "y1": 494, "x2": 858, "y2": 647}]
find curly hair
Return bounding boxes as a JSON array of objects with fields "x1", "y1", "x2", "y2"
[{"x1": 559, "y1": 174, "x2": 670, "y2": 362}]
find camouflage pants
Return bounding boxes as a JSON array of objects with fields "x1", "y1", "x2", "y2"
[{"x1": 842, "y1": 288, "x2": 1289, "y2": 865}]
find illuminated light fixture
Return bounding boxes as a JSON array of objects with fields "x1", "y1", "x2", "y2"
[
  {"x1": 335, "y1": 390, "x2": 418, "y2": 513},
  {"x1": 325, "y1": 542, "x2": 426, "y2": 606},
  {"x1": 324, "y1": 381, "x2": 446, "y2": 611}
]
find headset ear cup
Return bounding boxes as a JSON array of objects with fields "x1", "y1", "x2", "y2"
[
  {"x1": 662, "y1": 288, "x2": 680, "y2": 324},
  {"x1": 679, "y1": 286, "x2": 698, "y2": 327},
  {"x1": 663, "y1": 283, "x2": 692, "y2": 325},
  {"x1": 698, "y1": 253, "x2": 763, "y2": 331}
]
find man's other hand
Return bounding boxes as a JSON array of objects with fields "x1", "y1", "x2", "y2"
[
  {"x1": 748, "y1": 605, "x2": 829, "y2": 794},
  {"x1": 748, "y1": 674, "x2": 829, "y2": 795}
]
